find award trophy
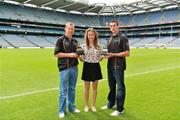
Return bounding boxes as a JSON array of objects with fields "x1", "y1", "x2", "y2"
[
  {"x1": 76, "y1": 45, "x2": 84, "y2": 55},
  {"x1": 102, "y1": 46, "x2": 108, "y2": 56},
  {"x1": 102, "y1": 47, "x2": 108, "y2": 55}
]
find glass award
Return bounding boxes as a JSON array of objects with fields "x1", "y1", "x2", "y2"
[
  {"x1": 76, "y1": 46, "x2": 84, "y2": 55},
  {"x1": 102, "y1": 47, "x2": 108, "y2": 55}
]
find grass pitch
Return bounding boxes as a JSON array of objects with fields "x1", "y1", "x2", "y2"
[{"x1": 0, "y1": 48, "x2": 180, "y2": 120}]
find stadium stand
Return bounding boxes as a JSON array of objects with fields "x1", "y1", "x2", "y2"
[
  {"x1": 2, "y1": 34, "x2": 36, "y2": 47},
  {"x1": 0, "y1": 0, "x2": 179, "y2": 48}
]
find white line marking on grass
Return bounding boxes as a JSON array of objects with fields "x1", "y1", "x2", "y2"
[
  {"x1": 0, "y1": 66, "x2": 179, "y2": 100},
  {"x1": 0, "y1": 88, "x2": 58, "y2": 100},
  {"x1": 126, "y1": 66, "x2": 180, "y2": 77},
  {"x1": 132, "y1": 52, "x2": 180, "y2": 56},
  {"x1": 0, "y1": 83, "x2": 84, "y2": 100}
]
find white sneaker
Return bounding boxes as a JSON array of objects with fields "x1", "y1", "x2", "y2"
[
  {"x1": 73, "y1": 108, "x2": 80, "y2": 113},
  {"x1": 101, "y1": 105, "x2": 108, "y2": 110},
  {"x1": 110, "y1": 110, "x2": 124, "y2": 116},
  {"x1": 92, "y1": 107, "x2": 97, "y2": 112},
  {"x1": 59, "y1": 113, "x2": 65, "y2": 118}
]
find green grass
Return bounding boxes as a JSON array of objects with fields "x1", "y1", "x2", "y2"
[{"x1": 0, "y1": 48, "x2": 180, "y2": 120}]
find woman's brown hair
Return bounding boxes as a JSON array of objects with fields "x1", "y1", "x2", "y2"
[{"x1": 84, "y1": 28, "x2": 100, "y2": 49}]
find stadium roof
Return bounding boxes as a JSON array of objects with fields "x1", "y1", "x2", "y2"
[{"x1": 2, "y1": 0, "x2": 180, "y2": 15}]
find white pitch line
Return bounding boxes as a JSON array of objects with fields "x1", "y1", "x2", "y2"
[
  {"x1": 126, "y1": 66, "x2": 180, "y2": 77},
  {"x1": 0, "y1": 66, "x2": 179, "y2": 100},
  {"x1": 0, "y1": 83, "x2": 84, "y2": 100}
]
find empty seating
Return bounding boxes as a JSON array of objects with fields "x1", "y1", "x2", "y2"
[
  {"x1": 2, "y1": 34, "x2": 37, "y2": 47},
  {"x1": 0, "y1": 35, "x2": 12, "y2": 47},
  {"x1": 26, "y1": 35, "x2": 54, "y2": 47}
]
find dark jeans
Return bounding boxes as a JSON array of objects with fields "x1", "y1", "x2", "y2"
[{"x1": 107, "y1": 68, "x2": 125, "y2": 112}]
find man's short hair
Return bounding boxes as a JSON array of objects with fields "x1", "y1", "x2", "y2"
[
  {"x1": 110, "y1": 20, "x2": 119, "y2": 26},
  {"x1": 65, "y1": 22, "x2": 74, "y2": 27}
]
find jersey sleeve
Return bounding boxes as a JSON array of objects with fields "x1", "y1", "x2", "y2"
[
  {"x1": 54, "y1": 39, "x2": 63, "y2": 55},
  {"x1": 122, "y1": 36, "x2": 130, "y2": 51}
]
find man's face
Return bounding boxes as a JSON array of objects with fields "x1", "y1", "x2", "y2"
[
  {"x1": 65, "y1": 24, "x2": 75, "y2": 36},
  {"x1": 110, "y1": 22, "x2": 119, "y2": 34}
]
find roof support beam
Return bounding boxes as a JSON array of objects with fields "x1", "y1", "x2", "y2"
[
  {"x1": 24, "y1": 0, "x2": 31, "y2": 4},
  {"x1": 57, "y1": 2, "x2": 76, "y2": 9},
  {"x1": 110, "y1": 6, "x2": 116, "y2": 16},
  {"x1": 98, "y1": 6, "x2": 106, "y2": 15},
  {"x1": 127, "y1": 4, "x2": 145, "y2": 11},
  {"x1": 121, "y1": 5, "x2": 132, "y2": 14},
  {"x1": 41, "y1": 0, "x2": 59, "y2": 7},
  {"x1": 144, "y1": 1, "x2": 160, "y2": 8},
  {"x1": 84, "y1": 6, "x2": 97, "y2": 13},
  {"x1": 164, "y1": 0, "x2": 179, "y2": 5},
  {"x1": 74, "y1": 5, "x2": 90, "y2": 11}
]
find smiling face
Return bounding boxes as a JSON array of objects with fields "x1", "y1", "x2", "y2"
[
  {"x1": 65, "y1": 22, "x2": 75, "y2": 38},
  {"x1": 110, "y1": 21, "x2": 119, "y2": 35},
  {"x1": 84, "y1": 28, "x2": 98, "y2": 48},
  {"x1": 87, "y1": 31, "x2": 95, "y2": 43}
]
